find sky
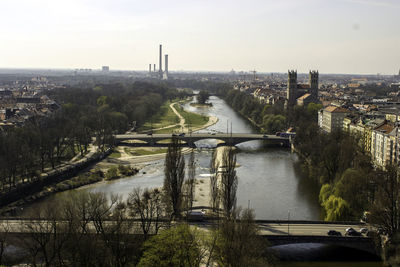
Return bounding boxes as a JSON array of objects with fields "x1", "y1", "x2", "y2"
[{"x1": 0, "y1": 0, "x2": 399, "y2": 74}]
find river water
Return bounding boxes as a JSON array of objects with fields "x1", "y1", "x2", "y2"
[
  {"x1": 76, "y1": 95, "x2": 322, "y2": 220},
  {"x1": 21, "y1": 95, "x2": 383, "y2": 265}
]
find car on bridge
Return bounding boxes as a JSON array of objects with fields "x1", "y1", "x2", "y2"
[
  {"x1": 179, "y1": 133, "x2": 185, "y2": 137},
  {"x1": 187, "y1": 210, "x2": 205, "y2": 221},
  {"x1": 327, "y1": 230, "x2": 342, "y2": 236},
  {"x1": 345, "y1": 227, "x2": 362, "y2": 236}
]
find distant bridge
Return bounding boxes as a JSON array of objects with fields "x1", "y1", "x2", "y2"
[{"x1": 115, "y1": 133, "x2": 289, "y2": 147}]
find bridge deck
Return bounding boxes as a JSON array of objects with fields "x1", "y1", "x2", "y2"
[{"x1": 115, "y1": 133, "x2": 289, "y2": 147}]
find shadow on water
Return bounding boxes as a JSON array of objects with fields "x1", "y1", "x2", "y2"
[{"x1": 270, "y1": 243, "x2": 382, "y2": 265}]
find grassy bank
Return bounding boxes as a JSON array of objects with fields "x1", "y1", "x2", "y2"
[
  {"x1": 154, "y1": 125, "x2": 182, "y2": 134},
  {"x1": 109, "y1": 150, "x2": 121, "y2": 158},
  {"x1": 175, "y1": 104, "x2": 209, "y2": 128},
  {"x1": 124, "y1": 147, "x2": 168, "y2": 156},
  {"x1": 139, "y1": 100, "x2": 179, "y2": 132}
]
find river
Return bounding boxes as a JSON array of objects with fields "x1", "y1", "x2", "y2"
[
  {"x1": 74, "y1": 95, "x2": 322, "y2": 220},
  {"x1": 20, "y1": 95, "x2": 383, "y2": 265}
]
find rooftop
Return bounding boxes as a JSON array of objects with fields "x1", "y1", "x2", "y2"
[{"x1": 324, "y1": 106, "x2": 349, "y2": 113}]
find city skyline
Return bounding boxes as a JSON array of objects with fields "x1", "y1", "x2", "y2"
[{"x1": 0, "y1": 0, "x2": 399, "y2": 74}]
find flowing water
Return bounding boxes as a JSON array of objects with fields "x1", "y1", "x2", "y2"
[
  {"x1": 20, "y1": 95, "x2": 383, "y2": 265},
  {"x1": 73, "y1": 96, "x2": 322, "y2": 220}
]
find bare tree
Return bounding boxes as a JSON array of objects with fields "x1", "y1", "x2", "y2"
[
  {"x1": 212, "y1": 208, "x2": 274, "y2": 267},
  {"x1": 220, "y1": 147, "x2": 238, "y2": 218},
  {"x1": 209, "y1": 150, "x2": 220, "y2": 214},
  {"x1": 185, "y1": 149, "x2": 196, "y2": 216},
  {"x1": 60, "y1": 191, "x2": 107, "y2": 266},
  {"x1": 370, "y1": 165, "x2": 400, "y2": 238},
  {"x1": 128, "y1": 187, "x2": 164, "y2": 238},
  {"x1": 0, "y1": 220, "x2": 10, "y2": 265},
  {"x1": 163, "y1": 137, "x2": 185, "y2": 219},
  {"x1": 20, "y1": 200, "x2": 67, "y2": 267}
]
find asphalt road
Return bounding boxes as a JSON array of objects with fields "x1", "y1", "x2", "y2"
[
  {"x1": 0, "y1": 220, "x2": 366, "y2": 237},
  {"x1": 115, "y1": 133, "x2": 286, "y2": 140}
]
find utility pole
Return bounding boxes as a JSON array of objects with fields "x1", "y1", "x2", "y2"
[{"x1": 287, "y1": 210, "x2": 290, "y2": 235}]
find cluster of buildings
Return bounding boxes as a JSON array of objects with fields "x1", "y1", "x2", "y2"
[
  {"x1": 232, "y1": 68, "x2": 400, "y2": 169},
  {"x1": 0, "y1": 76, "x2": 61, "y2": 129},
  {"x1": 318, "y1": 103, "x2": 400, "y2": 168}
]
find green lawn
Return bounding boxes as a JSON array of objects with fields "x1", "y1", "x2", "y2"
[
  {"x1": 109, "y1": 150, "x2": 121, "y2": 159},
  {"x1": 175, "y1": 104, "x2": 209, "y2": 128},
  {"x1": 138, "y1": 101, "x2": 179, "y2": 132},
  {"x1": 154, "y1": 125, "x2": 182, "y2": 134},
  {"x1": 126, "y1": 148, "x2": 168, "y2": 156},
  {"x1": 138, "y1": 98, "x2": 210, "y2": 134}
]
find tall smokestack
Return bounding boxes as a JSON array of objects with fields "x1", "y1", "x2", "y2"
[
  {"x1": 149, "y1": 64, "x2": 151, "y2": 73},
  {"x1": 165, "y1": 54, "x2": 168, "y2": 74},
  {"x1": 159, "y1": 44, "x2": 162, "y2": 73},
  {"x1": 153, "y1": 64, "x2": 156, "y2": 72}
]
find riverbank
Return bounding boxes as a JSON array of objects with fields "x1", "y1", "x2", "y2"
[
  {"x1": 190, "y1": 103, "x2": 213, "y2": 107},
  {"x1": 0, "y1": 98, "x2": 218, "y2": 216},
  {"x1": 107, "y1": 98, "x2": 218, "y2": 165},
  {"x1": 0, "y1": 148, "x2": 113, "y2": 215}
]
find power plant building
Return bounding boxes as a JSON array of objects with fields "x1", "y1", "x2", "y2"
[{"x1": 148, "y1": 44, "x2": 170, "y2": 80}]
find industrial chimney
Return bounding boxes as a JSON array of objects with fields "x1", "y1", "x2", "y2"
[
  {"x1": 159, "y1": 44, "x2": 163, "y2": 74},
  {"x1": 149, "y1": 64, "x2": 151, "y2": 73},
  {"x1": 165, "y1": 54, "x2": 168, "y2": 75}
]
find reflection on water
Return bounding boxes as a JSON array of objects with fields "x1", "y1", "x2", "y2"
[
  {"x1": 19, "y1": 96, "x2": 383, "y2": 263},
  {"x1": 23, "y1": 96, "x2": 321, "y2": 220},
  {"x1": 79, "y1": 96, "x2": 321, "y2": 220},
  {"x1": 271, "y1": 243, "x2": 381, "y2": 262}
]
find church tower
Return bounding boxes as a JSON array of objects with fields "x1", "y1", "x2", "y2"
[
  {"x1": 309, "y1": 70, "x2": 319, "y2": 101},
  {"x1": 287, "y1": 70, "x2": 297, "y2": 107}
]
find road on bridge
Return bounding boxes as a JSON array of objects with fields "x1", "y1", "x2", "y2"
[
  {"x1": 256, "y1": 222, "x2": 366, "y2": 236},
  {"x1": 115, "y1": 133, "x2": 289, "y2": 147},
  {"x1": 0, "y1": 220, "x2": 367, "y2": 238}
]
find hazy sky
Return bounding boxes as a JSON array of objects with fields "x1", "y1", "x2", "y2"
[{"x1": 1, "y1": 0, "x2": 399, "y2": 74}]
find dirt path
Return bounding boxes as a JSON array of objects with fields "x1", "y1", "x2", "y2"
[
  {"x1": 108, "y1": 99, "x2": 219, "y2": 166},
  {"x1": 170, "y1": 102, "x2": 185, "y2": 131}
]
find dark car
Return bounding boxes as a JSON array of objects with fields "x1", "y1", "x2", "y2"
[
  {"x1": 345, "y1": 228, "x2": 362, "y2": 236},
  {"x1": 179, "y1": 133, "x2": 185, "y2": 137},
  {"x1": 327, "y1": 230, "x2": 342, "y2": 236},
  {"x1": 263, "y1": 134, "x2": 268, "y2": 138}
]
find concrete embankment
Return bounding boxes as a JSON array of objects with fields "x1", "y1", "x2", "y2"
[{"x1": 0, "y1": 148, "x2": 112, "y2": 215}]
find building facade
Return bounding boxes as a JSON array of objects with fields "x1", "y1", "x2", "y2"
[
  {"x1": 319, "y1": 106, "x2": 349, "y2": 133},
  {"x1": 286, "y1": 70, "x2": 319, "y2": 108}
]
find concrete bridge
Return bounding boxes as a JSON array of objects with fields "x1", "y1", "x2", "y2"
[
  {"x1": 0, "y1": 219, "x2": 378, "y2": 256},
  {"x1": 115, "y1": 133, "x2": 289, "y2": 147}
]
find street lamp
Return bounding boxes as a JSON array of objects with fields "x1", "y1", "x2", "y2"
[{"x1": 287, "y1": 210, "x2": 290, "y2": 235}]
